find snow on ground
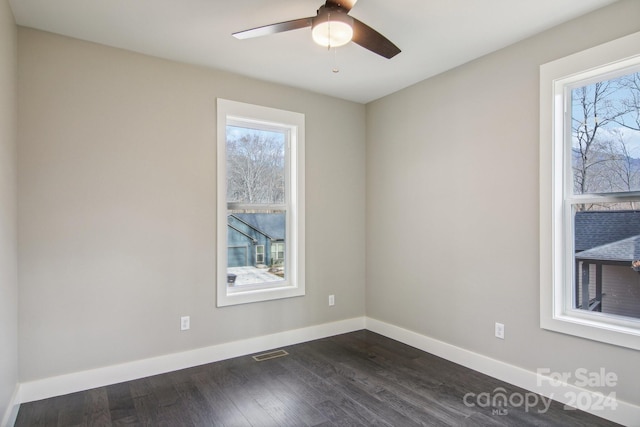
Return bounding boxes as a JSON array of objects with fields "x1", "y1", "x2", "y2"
[{"x1": 227, "y1": 266, "x2": 282, "y2": 286}]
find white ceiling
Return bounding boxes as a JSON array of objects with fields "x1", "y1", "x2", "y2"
[{"x1": 9, "y1": 0, "x2": 618, "y2": 104}]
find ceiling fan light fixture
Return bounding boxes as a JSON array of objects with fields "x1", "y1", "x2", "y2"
[
  {"x1": 312, "y1": 8, "x2": 354, "y2": 48},
  {"x1": 233, "y1": 1, "x2": 400, "y2": 59}
]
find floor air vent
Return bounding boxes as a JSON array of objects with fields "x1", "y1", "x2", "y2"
[{"x1": 252, "y1": 349, "x2": 289, "y2": 362}]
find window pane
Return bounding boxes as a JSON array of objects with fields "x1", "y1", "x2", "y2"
[
  {"x1": 226, "y1": 210, "x2": 286, "y2": 286},
  {"x1": 573, "y1": 204, "x2": 640, "y2": 320},
  {"x1": 571, "y1": 71, "x2": 640, "y2": 195},
  {"x1": 217, "y1": 98, "x2": 304, "y2": 307},
  {"x1": 226, "y1": 125, "x2": 286, "y2": 204}
]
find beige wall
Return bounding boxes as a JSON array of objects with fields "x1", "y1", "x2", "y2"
[
  {"x1": 13, "y1": 0, "x2": 640, "y2": 414},
  {"x1": 0, "y1": 0, "x2": 18, "y2": 420},
  {"x1": 366, "y1": 0, "x2": 640, "y2": 407},
  {"x1": 17, "y1": 28, "x2": 366, "y2": 381}
]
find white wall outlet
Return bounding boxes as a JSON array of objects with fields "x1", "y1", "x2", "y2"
[
  {"x1": 328, "y1": 294, "x2": 335, "y2": 306},
  {"x1": 495, "y1": 322, "x2": 505, "y2": 339},
  {"x1": 180, "y1": 316, "x2": 190, "y2": 331}
]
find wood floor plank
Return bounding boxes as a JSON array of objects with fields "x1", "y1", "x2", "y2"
[
  {"x1": 145, "y1": 374, "x2": 181, "y2": 409},
  {"x1": 189, "y1": 370, "x2": 252, "y2": 426},
  {"x1": 271, "y1": 358, "x2": 336, "y2": 407},
  {"x1": 127, "y1": 378, "x2": 160, "y2": 426},
  {"x1": 327, "y1": 373, "x2": 424, "y2": 427},
  {"x1": 172, "y1": 380, "x2": 219, "y2": 426},
  {"x1": 15, "y1": 331, "x2": 623, "y2": 427},
  {"x1": 218, "y1": 381, "x2": 279, "y2": 427},
  {"x1": 290, "y1": 344, "x2": 425, "y2": 427},
  {"x1": 283, "y1": 345, "x2": 392, "y2": 426},
  {"x1": 105, "y1": 382, "x2": 139, "y2": 425},
  {"x1": 313, "y1": 399, "x2": 367, "y2": 426},
  {"x1": 14, "y1": 396, "x2": 58, "y2": 427},
  {"x1": 244, "y1": 382, "x2": 306, "y2": 426},
  {"x1": 337, "y1": 343, "x2": 467, "y2": 420},
  {"x1": 247, "y1": 360, "x2": 330, "y2": 426},
  {"x1": 55, "y1": 391, "x2": 85, "y2": 427},
  {"x1": 300, "y1": 337, "x2": 469, "y2": 424},
  {"x1": 214, "y1": 355, "x2": 307, "y2": 427},
  {"x1": 83, "y1": 387, "x2": 112, "y2": 426}
]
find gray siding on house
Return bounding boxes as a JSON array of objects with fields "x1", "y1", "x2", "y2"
[
  {"x1": 574, "y1": 213, "x2": 640, "y2": 320},
  {"x1": 227, "y1": 245, "x2": 248, "y2": 268},
  {"x1": 577, "y1": 263, "x2": 640, "y2": 319},
  {"x1": 227, "y1": 213, "x2": 285, "y2": 267}
]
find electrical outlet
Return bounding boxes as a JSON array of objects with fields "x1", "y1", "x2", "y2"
[
  {"x1": 181, "y1": 316, "x2": 190, "y2": 331},
  {"x1": 495, "y1": 322, "x2": 505, "y2": 339},
  {"x1": 328, "y1": 295, "x2": 335, "y2": 306}
]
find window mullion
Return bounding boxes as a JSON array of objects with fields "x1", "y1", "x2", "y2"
[
  {"x1": 227, "y1": 203, "x2": 288, "y2": 211},
  {"x1": 541, "y1": 32, "x2": 640, "y2": 350}
]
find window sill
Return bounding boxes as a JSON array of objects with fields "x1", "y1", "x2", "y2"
[
  {"x1": 541, "y1": 309, "x2": 640, "y2": 350},
  {"x1": 217, "y1": 283, "x2": 305, "y2": 307}
]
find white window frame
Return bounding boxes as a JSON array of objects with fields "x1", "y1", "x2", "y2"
[
  {"x1": 256, "y1": 245, "x2": 265, "y2": 265},
  {"x1": 540, "y1": 31, "x2": 640, "y2": 350},
  {"x1": 217, "y1": 99, "x2": 305, "y2": 307}
]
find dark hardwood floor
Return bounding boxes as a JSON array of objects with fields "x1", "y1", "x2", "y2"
[{"x1": 15, "y1": 330, "x2": 620, "y2": 426}]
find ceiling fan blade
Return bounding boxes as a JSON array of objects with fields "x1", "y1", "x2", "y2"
[
  {"x1": 324, "y1": 0, "x2": 358, "y2": 12},
  {"x1": 351, "y1": 17, "x2": 400, "y2": 59},
  {"x1": 233, "y1": 17, "x2": 314, "y2": 40}
]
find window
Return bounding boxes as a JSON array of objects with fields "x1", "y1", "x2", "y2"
[
  {"x1": 256, "y1": 245, "x2": 265, "y2": 265},
  {"x1": 540, "y1": 31, "x2": 640, "y2": 350},
  {"x1": 271, "y1": 242, "x2": 285, "y2": 264},
  {"x1": 217, "y1": 99, "x2": 305, "y2": 306}
]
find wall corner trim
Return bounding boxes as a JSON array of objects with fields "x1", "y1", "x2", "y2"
[
  {"x1": 18, "y1": 317, "x2": 366, "y2": 405},
  {"x1": 365, "y1": 317, "x2": 640, "y2": 427},
  {"x1": 1, "y1": 384, "x2": 21, "y2": 427}
]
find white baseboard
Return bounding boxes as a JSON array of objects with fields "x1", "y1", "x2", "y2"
[
  {"x1": 14, "y1": 316, "x2": 639, "y2": 427},
  {"x1": 19, "y1": 317, "x2": 366, "y2": 405},
  {"x1": 365, "y1": 317, "x2": 640, "y2": 427},
  {"x1": 1, "y1": 385, "x2": 20, "y2": 427}
]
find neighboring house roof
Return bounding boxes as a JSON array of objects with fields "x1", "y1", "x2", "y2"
[
  {"x1": 230, "y1": 213, "x2": 285, "y2": 240},
  {"x1": 575, "y1": 234, "x2": 640, "y2": 263},
  {"x1": 574, "y1": 211, "x2": 640, "y2": 252},
  {"x1": 227, "y1": 223, "x2": 257, "y2": 243}
]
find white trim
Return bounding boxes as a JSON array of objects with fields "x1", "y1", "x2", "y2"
[
  {"x1": 540, "y1": 30, "x2": 640, "y2": 350},
  {"x1": 1, "y1": 385, "x2": 20, "y2": 427},
  {"x1": 18, "y1": 317, "x2": 365, "y2": 405},
  {"x1": 13, "y1": 317, "x2": 638, "y2": 426},
  {"x1": 216, "y1": 98, "x2": 306, "y2": 307},
  {"x1": 365, "y1": 317, "x2": 640, "y2": 427}
]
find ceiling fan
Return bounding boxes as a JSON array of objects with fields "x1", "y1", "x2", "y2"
[{"x1": 232, "y1": 0, "x2": 401, "y2": 59}]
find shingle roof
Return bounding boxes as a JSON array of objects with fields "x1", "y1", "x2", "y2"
[
  {"x1": 575, "y1": 234, "x2": 640, "y2": 263},
  {"x1": 574, "y1": 211, "x2": 640, "y2": 252},
  {"x1": 231, "y1": 213, "x2": 285, "y2": 240}
]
